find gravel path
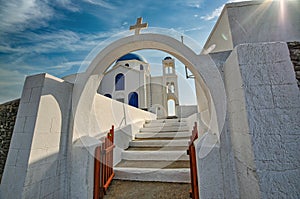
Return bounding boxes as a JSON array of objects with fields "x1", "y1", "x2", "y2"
[{"x1": 105, "y1": 180, "x2": 191, "y2": 199}]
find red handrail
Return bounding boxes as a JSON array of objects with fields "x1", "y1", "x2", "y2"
[
  {"x1": 187, "y1": 122, "x2": 199, "y2": 199},
  {"x1": 94, "y1": 126, "x2": 115, "y2": 199}
]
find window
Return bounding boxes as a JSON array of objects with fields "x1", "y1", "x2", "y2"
[
  {"x1": 166, "y1": 83, "x2": 169, "y2": 93},
  {"x1": 165, "y1": 66, "x2": 173, "y2": 74},
  {"x1": 166, "y1": 83, "x2": 175, "y2": 93},
  {"x1": 115, "y1": 73, "x2": 125, "y2": 90},
  {"x1": 170, "y1": 84, "x2": 175, "y2": 93},
  {"x1": 128, "y1": 92, "x2": 138, "y2": 108},
  {"x1": 104, "y1": 94, "x2": 112, "y2": 98},
  {"x1": 140, "y1": 64, "x2": 144, "y2": 70}
]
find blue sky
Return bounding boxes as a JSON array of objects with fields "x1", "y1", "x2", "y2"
[{"x1": 0, "y1": 0, "x2": 249, "y2": 104}]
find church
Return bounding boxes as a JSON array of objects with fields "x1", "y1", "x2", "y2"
[{"x1": 97, "y1": 53, "x2": 180, "y2": 118}]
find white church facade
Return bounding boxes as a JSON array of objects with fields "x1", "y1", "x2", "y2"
[{"x1": 98, "y1": 53, "x2": 180, "y2": 118}]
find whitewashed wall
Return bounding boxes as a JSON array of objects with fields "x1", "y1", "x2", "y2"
[
  {"x1": 0, "y1": 73, "x2": 156, "y2": 199},
  {"x1": 176, "y1": 105, "x2": 198, "y2": 118},
  {"x1": 70, "y1": 94, "x2": 156, "y2": 199},
  {"x1": 92, "y1": 93, "x2": 156, "y2": 136},
  {"x1": 0, "y1": 74, "x2": 73, "y2": 199},
  {"x1": 203, "y1": 1, "x2": 300, "y2": 53},
  {"x1": 224, "y1": 42, "x2": 300, "y2": 198}
]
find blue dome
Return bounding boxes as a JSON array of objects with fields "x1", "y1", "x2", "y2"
[{"x1": 116, "y1": 53, "x2": 147, "y2": 63}]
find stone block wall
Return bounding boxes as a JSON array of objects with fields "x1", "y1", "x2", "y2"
[
  {"x1": 224, "y1": 44, "x2": 261, "y2": 199},
  {"x1": 287, "y1": 41, "x2": 300, "y2": 88},
  {"x1": 0, "y1": 99, "x2": 20, "y2": 183},
  {"x1": 237, "y1": 42, "x2": 300, "y2": 198},
  {"x1": 226, "y1": 42, "x2": 300, "y2": 198},
  {"x1": 0, "y1": 73, "x2": 73, "y2": 199}
]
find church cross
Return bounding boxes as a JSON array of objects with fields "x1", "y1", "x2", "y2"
[{"x1": 130, "y1": 17, "x2": 148, "y2": 35}]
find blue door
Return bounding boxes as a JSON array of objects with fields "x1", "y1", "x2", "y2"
[{"x1": 128, "y1": 92, "x2": 138, "y2": 108}]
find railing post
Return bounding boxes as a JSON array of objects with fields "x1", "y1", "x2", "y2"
[
  {"x1": 94, "y1": 125, "x2": 115, "y2": 199},
  {"x1": 188, "y1": 122, "x2": 199, "y2": 199},
  {"x1": 94, "y1": 146, "x2": 102, "y2": 199}
]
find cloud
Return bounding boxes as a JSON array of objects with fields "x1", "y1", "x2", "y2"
[
  {"x1": 201, "y1": 6, "x2": 224, "y2": 21},
  {"x1": 0, "y1": 0, "x2": 53, "y2": 34},
  {"x1": 184, "y1": 26, "x2": 204, "y2": 32},
  {"x1": 0, "y1": 69, "x2": 26, "y2": 86},
  {"x1": 0, "y1": 30, "x2": 118, "y2": 54},
  {"x1": 201, "y1": 0, "x2": 252, "y2": 21},
  {"x1": 0, "y1": 0, "x2": 82, "y2": 35},
  {"x1": 53, "y1": 0, "x2": 79, "y2": 12},
  {"x1": 47, "y1": 60, "x2": 91, "y2": 74},
  {"x1": 83, "y1": 0, "x2": 116, "y2": 9},
  {"x1": 0, "y1": 68, "x2": 26, "y2": 103},
  {"x1": 184, "y1": 0, "x2": 203, "y2": 8}
]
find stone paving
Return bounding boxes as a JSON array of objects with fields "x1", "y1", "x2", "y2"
[{"x1": 105, "y1": 180, "x2": 191, "y2": 199}]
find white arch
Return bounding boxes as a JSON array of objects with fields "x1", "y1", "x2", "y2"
[{"x1": 71, "y1": 33, "x2": 226, "y2": 140}]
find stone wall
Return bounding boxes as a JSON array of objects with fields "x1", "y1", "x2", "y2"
[
  {"x1": 287, "y1": 41, "x2": 300, "y2": 88},
  {"x1": 0, "y1": 74, "x2": 74, "y2": 199},
  {"x1": 0, "y1": 99, "x2": 20, "y2": 183},
  {"x1": 224, "y1": 44, "x2": 261, "y2": 198},
  {"x1": 225, "y1": 42, "x2": 300, "y2": 198}
]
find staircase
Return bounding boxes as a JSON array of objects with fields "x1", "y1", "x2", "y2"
[{"x1": 114, "y1": 118, "x2": 191, "y2": 183}]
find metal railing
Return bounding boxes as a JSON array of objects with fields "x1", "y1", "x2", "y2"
[
  {"x1": 187, "y1": 122, "x2": 199, "y2": 199},
  {"x1": 94, "y1": 126, "x2": 115, "y2": 199}
]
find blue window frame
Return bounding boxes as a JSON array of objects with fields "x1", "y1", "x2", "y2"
[
  {"x1": 115, "y1": 73, "x2": 125, "y2": 90},
  {"x1": 128, "y1": 92, "x2": 138, "y2": 108}
]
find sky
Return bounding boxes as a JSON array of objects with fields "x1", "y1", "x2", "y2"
[{"x1": 0, "y1": 0, "x2": 251, "y2": 104}]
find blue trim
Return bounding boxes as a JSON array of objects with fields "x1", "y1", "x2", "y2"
[
  {"x1": 117, "y1": 53, "x2": 147, "y2": 63},
  {"x1": 128, "y1": 92, "x2": 138, "y2": 108},
  {"x1": 115, "y1": 73, "x2": 125, "y2": 90}
]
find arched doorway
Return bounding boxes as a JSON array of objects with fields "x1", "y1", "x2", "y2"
[
  {"x1": 167, "y1": 99, "x2": 175, "y2": 116},
  {"x1": 72, "y1": 32, "x2": 226, "y2": 149},
  {"x1": 128, "y1": 92, "x2": 138, "y2": 108},
  {"x1": 70, "y1": 31, "x2": 226, "y2": 199}
]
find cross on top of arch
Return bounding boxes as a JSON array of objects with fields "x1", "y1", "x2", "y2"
[{"x1": 129, "y1": 17, "x2": 148, "y2": 35}]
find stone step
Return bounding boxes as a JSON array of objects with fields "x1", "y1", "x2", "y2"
[
  {"x1": 134, "y1": 138, "x2": 188, "y2": 141},
  {"x1": 135, "y1": 132, "x2": 191, "y2": 139},
  {"x1": 122, "y1": 150, "x2": 188, "y2": 161},
  {"x1": 143, "y1": 122, "x2": 188, "y2": 128},
  {"x1": 111, "y1": 118, "x2": 192, "y2": 184},
  {"x1": 145, "y1": 118, "x2": 187, "y2": 124},
  {"x1": 140, "y1": 126, "x2": 189, "y2": 133},
  {"x1": 114, "y1": 167, "x2": 190, "y2": 183},
  {"x1": 129, "y1": 139, "x2": 189, "y2": 147},
  {"x1": 138, "y1": 130, "x2": 190, "y2": 134},
  {"x1": 105, "y1": 180, "x2": 191, "y2": 199},
  {"x1": 127, "y1": 146, "x2": 188, "y2": 151},
  {"x1": 116, "y1": 160, "x2": 189, "y2": 169}
]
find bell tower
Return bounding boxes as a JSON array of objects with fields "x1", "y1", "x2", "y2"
[
  {"x1": 162, "y1": 57, "x2": 179, "y2": 117},
  {"x1": 163, "y1": 56, "x2": 175, "y2": 75}
]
